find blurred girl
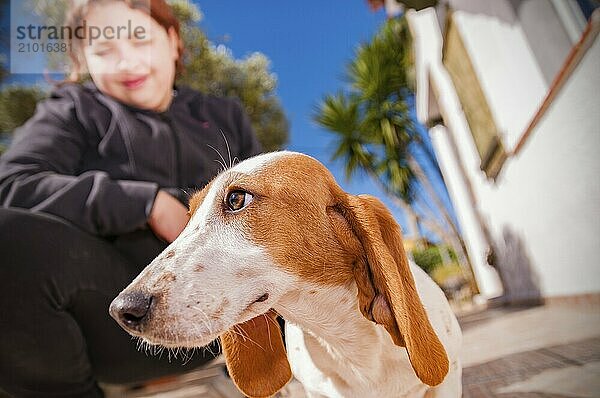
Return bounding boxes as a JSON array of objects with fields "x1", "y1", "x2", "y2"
[{"x1": 0, "y1": 1, "x2": 261, "y2": 396}]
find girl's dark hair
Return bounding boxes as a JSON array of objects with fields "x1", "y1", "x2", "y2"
[{"x1": 64, "y1": 0, "x2": 184, "y2": 82}]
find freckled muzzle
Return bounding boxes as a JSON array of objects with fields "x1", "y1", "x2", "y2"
[{"x1": 109, "y1": 291, "x2": 153, "y2": 333}]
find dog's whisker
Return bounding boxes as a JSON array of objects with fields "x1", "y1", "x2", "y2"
[
  {"x1": 265, "y1": 313, "x2": 281, "y2": 328},
  {"x1": 211, "y1": 158, "x2": 227, "y2": 173},
  {"x1": 206, "y1": 143, "x2": 228, "y2": 172},
  {"x1": 178, "y1": 346, "x2": 193, "y2": 363},
  {"x1": 201, "y1": 344, "x2": 212, "y2": 357},
  {"x1": 190, "y1": 304, "x2": 215, "y2": 335},
  {"x1": 156, "y1": 345, "x2": 165, "y2": 359},
  {"x1": 181, "y1": 347, "x2": 193, "y2": 365},
  {"x1": 226, "y1": 330, "x2": 253, "y2": 350},
  {"x1": 205, "y1": 341, "x2": 217, "y2": 357},
  {"x1": 134, "y1": 336, "x2": 142, "y2": 351},
  {"x1": 230, "y1": 324, "x2": 266, "y2": 351},
  {"x1": 228, "y1": 325, "x2": 252, "y2": 349},
  {"x1": 212, "y1": 338, "x2": 223, "y2": 357},
  {"x1": 262, "y1": 313, "x2": 275, "y2": 351},
  {"x1": 218, "y1": 129, "x2": 233, "y2": 169}
]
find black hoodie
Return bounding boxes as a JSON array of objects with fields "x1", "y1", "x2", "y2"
[{"x1": 0, "y1": 82, "x2": 262, "y2": 236}]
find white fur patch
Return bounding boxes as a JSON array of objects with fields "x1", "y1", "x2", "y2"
[{"x1": 229, "y1": 150, "x2": 292, "y2": 175}]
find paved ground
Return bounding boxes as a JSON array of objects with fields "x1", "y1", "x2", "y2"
[
  {"x1": 459, "y1": 301, "x2": 600, "y2": 398},
  {"x1": 2, "y1": 301, "x2": 596, "y2": 397},
  {"x1": 462, "y1": 337, "x2": 600, "y2": 398},
  {"x1": 98, "y1": 300, "x2": 600, "y2": 398}
]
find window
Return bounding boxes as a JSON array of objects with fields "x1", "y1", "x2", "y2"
[{"x1": 442, "y1": 12, "x2": 507, "y2": 179}]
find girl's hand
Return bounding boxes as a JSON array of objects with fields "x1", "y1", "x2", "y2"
[{"x1": 148, "y1": 190, "x2": 189, "y2": 243}]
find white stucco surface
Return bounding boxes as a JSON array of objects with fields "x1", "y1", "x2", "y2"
[
  {"x1": 408, "y1": 5, "x2": 600, "y2": 299},
  {"x1": 483, "y1": 34, "x2": 600, "y2": 296},
  {"x1": 454, "y1": 10, "x2": 548, "y2": 152}
]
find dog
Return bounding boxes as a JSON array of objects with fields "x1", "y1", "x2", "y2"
[{"x1": 110, "y1": 151, "x2": 462, "y2": 398}]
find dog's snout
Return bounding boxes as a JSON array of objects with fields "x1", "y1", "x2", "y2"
[{"x1": 109, "y1": 291, "x2": 153, "y2": 332}]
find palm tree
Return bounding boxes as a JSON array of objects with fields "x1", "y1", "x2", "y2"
[
  {"x1": 316, "y1": 92, "x2": 422, "y2": 238},
  {"x1": 315, "y1": 17, "x2": 469, "y2": 266}
]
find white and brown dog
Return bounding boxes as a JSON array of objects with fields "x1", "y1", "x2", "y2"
[{"x1": 110, "y1": 151, "x2": 462, "y2": 398}]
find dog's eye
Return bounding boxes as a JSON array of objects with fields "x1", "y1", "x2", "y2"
[{"x1": 226, "y1": 190, "x2": 254, "y2": 212}]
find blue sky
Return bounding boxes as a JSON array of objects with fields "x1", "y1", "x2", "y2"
[
  {"x1": 196, "y1": 1, "x2": 416, "y2": 230},
  {"x1": 1, "y1": 0, "x2": 456, "y2": 237}
]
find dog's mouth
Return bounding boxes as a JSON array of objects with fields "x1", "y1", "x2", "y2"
[
  {"x1": 254, "y1": 292, "x2": 269, "y2": 303},
  {"x1": 134, "y1": 308, "x2": 278, "y2": 351},
  {"x1": 127, "y1": 306, "x2": 275, "y2": 350}
]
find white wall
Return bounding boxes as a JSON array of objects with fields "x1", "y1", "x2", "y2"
[
  {"x1": 453, "y1": 9, "x2": 548, "y2": 153},
  {"x1": 480, "y1": 35, "x2": 600, "y2": 297},
  {"x1": 408, "y1": 5, "x2": 600, "y2": 299}
]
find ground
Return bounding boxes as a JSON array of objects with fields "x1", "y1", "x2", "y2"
[{"x1": 100, "y1": 300, "x2": 600, "y2": 398}]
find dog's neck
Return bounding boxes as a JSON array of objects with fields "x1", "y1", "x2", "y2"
[{"x1": 275, "y1": 282, "x2": 420, "y2": 393}]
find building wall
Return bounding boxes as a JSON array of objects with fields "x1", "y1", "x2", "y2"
[
  {"x1": 408, "y1": 4, "x2": 600, "y2": 300},
  {"x1": 517, "y1": 0, "x2": 576, "y2": 84},
  {"x1": 479, "y1": 35, "x2": 600, "y2": 297},
  {"x1": 451, "y1": 7, "x2": 548, "y2": 153}
]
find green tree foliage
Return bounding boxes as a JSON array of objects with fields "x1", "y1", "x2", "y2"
[
  {"x1": 315, "y1": 17, "x2": 471, "y2": 274},
  {"x1": 411, "y1": 245, "x2": 457, "y2": 274},
  {"x1": 0, "y1": 85, "x2": 45, "y2": 133},
  {"x1": 171, "y1": 1, "x2": 287, "y2": 151},
  {"x1": 0, "y1": 61, "x2": 46, "y2": 154},
  {"x1": 0, "y1": 1, "x2": 287, "y2": 153},
  {"x1": 315, "y1": 18, "x2": 420, "y2": 202}
]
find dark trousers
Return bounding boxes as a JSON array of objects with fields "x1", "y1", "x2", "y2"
[{"x1": 0, "y1": 208, "x2": 218, "y2": 398}]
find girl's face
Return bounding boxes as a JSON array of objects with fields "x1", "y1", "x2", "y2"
[{"x1": 83, "y1": 2, "x2": 179, "y2": 112}]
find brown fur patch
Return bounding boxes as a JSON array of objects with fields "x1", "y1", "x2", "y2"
[
  {"x1": 346, "y1": 194, "x2": 449, "y2": 386},
  {"x1": 222, "y1": 310, "x2": 291, "y2": 397},
  {"x1": 188, "y1": 179, "x2": 215, "y2": 216},
  {"x1": 238, "y1": 154, "x2": 359, "y2": 286}
]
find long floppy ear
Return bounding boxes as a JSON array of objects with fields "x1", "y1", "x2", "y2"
[
  {"x1": 221, "y1": 310, "x2": 292, "y2": 398},
  {"x1": 339, "y1": 194, "x2": 449, "y2": 386}
]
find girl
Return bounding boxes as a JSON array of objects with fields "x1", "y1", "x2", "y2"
[{"x1": 0, "y1": 1, "x2": 261, "y2": 396}]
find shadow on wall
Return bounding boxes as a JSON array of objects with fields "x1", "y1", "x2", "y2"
[{"x1": 491, "y1": 226, "x2": 543, "y2": 306}]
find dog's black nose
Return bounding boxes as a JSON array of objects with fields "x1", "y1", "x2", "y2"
[{"x1": 109, "y1": 291, "x2": 152, "y2": 332}]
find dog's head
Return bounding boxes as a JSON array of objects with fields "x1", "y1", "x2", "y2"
[{"x1": 110, "y1": 151, "x2": 448, "y2": 397}]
